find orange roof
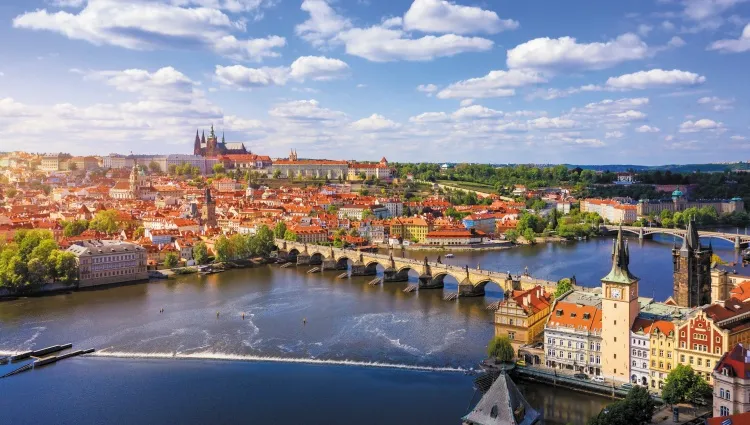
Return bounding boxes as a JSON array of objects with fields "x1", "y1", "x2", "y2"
[
  {"x1": 650, "y1": 320, "x2": 675, "y2": 336},
  {"x1": 548, "y1": 301, "x2": 602, "y2": 332},
  {"x1": 631, "y1": 317, "x2": 654, "y2": 334},
  {"x1": 731, "y1": 281, "x2": 750, "y2": 302},
  {"x1": 707, "y1": 411, "x2": 750, "y2": 425}
]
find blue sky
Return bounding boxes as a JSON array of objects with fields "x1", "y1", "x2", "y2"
[{"x1": 1, "y1": 0, "x2": 749, "y2": 164}]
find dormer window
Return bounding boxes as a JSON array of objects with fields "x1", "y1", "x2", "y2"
[
  {"x1": 583, "y1": 313, "x2": 591, "y2": 319},
  {"x1": 556, "y1": 309, "x2": 563, "y2": 316},
  {"x1": 723, "y1": 367, "x2": 730, "y2": 376},
  {"x1": 570, "y1": 312, "x2": 577, "y2": 318}
]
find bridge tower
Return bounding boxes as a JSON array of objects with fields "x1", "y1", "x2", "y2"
[
  {"x1": 672, "y1": 219, "x2": 712, "y2": 307},
  {"x1": 601, "y1": 226, "x2": 640, "y2": 383}
]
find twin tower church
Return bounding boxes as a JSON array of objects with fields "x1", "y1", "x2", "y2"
[{"x1": 193, "y1": 125, "x2": 248, "y2": 157}]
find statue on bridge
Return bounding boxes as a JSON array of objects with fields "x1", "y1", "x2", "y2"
[{"x1": 437, "y1": 255, "x2": 441, "y2": 264}]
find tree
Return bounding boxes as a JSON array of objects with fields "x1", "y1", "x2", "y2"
[
  {"x1": 230, "y1": 233, "x2": 249, "y2": 259},
  {"x1": 67, "y1": 162, "x2": 78, "y2": 171},
  {"x1": 661, "y1": 364, "x2": 712, "y2": 406},
  {"x1": 133, "y1": 227, "x2": 145, "y2": 239},
  {"x1": 273, "y1": 169, "x2": 282, "y2": 179},
  {"x1": 523, "y1": 228, "x2": 536, "y2": 244},
  {"x1": 283, "y1": 229, "x2": 298, "y2": 242},
  {"x1": 5, "y1": 187, "x2": 18, "y2": 198},
  {"x1": 554, "y1": 278, "x2": 573, "y2": 298},
  {"x1": 273, "y1": 222, "x2": 287, "y2": 239},
  {"x1": 214, "y1": 235, "x2": 231, "y2": 262},
  {"x1": 168, "y1": 164, "x2": 177, "y2": 175},
  {"x1": 89, "y1": 210, "x2": 120, "y2": 234},
  {"x1": 53, "y1": 251, "x2": 78, "y2": 285},
  {"x1": 193, "y1": 242, "x2": 209, "y2": 265},
  {"x1": 487, "y1": 335, "x2": 514, "y2": 362},
  {"x1": 254, "y1": 225, "x2": 275, "y2": 256},
  {"x1": 164, "y1": 252, "x2": 179, "y2": 268},
  {"x1": 213, "y1": 163, "x2": 225, "y2": 174},
  {"x1": 63, "y1": 219, "x2": 89, "y2": 237},
  {"x1": 149, "y1": 161, "x2": 161, "y2": 174},
  {"x1": 587, "y1": 386, "x2": 655, "y2": 425}
]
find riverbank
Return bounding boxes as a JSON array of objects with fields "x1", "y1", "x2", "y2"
[{"x1": 380, "y1": 241, "x2": 515, "y2": 252}]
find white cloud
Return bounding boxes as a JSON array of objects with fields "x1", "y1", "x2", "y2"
[
  {"x1": 571, "y1": 97, "x2": 650, "y2": 115},
  {"x1": 351, "y1": 114, "x2": 400, "y2": 131},
  {"x1": 356, "y1": 83, "x2": 367, "y2": 88},
  {"x1": 436, "y1": 69, "x2": 545, "y2": 99},
  {"x1": 214, "y1": 56, "x2": 349, "y2": 89},
  {"x1": 708, "y1": 23, "x2": 750, "y2": 52},
  {"x1": 572, "y1": 138, "x2": 604, "y2": 147},
  {"x1": 295, "y1": 0, "x2": 352, "y2": 47},
  {"x1": 605, "y1": 131, "x2": 624, "y2": 139},
  {"x1": 667, "y1": 36, "x2": 687, "y2": 47},
  {"x1": 605, "y1": 69, "x2": 706, "y2": 89},
  {"x1": 679, "y1": 118, "x2": 724, "y2": 132},
  {"x1": 409, "y1": 111, "x2": 450, "y2": 123},
  {"x1": 269, "y1": 99, "x2": 347, "y2": 122},
  {"x1": 336, "y1": 25, "x2": 493, "y2": 62},
  {"x1": 13, "y1": 0, "x2": 285, "y2": 61},
  {"x1": 215, "y1": 65, "x2": 289, "y2": 88},
  {"x1": 459, "y1": 99, "x2": 474, "y2": 107},
  {"x1": 529, "y1": 117, "x2": 577, "y2": 129},
  {"x1": 697, "y1": 96, "x2": 734, "y2": 111},
  {"x1": 506, "y1": 33, "x2": 649, "y2": 71},
  {"x1": 0, "y1": 98, "x2": 37, "y2": 117},
  {"x1": 451, "y1": 105, "x2": 502, "y2": 120},
  {"x1": 402, "y1": 0, "x2": 518, "y2": 35},
  {"x1": 170, "y1": 0, "x2": 270, "y2": 13},
  {"x1": 417, "y1": 83, "x2": 439, "y2": 94},
  {"x1": 289, "y1": 56, "x2": 349, "y2": 81},
  {"x1": 638, "y1": 24, "x2": 653, "y2": 36},
  {"x1": 635, "y1": 124, "x2": 661, "y2": 132},
  {"x1": 612, "y1": 110, "x2": 647, "y2": 120},
  {"x1": 731, "y1": 135, "x2": 747, "y2": 141},
  {"x1": 662, "y1": 20, "x2": 676, "y2": 31},
  {"x1": 682, "y1": 0, "x2": 746, "y2": 21}
]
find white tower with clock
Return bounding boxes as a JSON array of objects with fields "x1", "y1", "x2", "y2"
[{"x1": 601, "y1": 226, "x2": 640, "y2": 382}]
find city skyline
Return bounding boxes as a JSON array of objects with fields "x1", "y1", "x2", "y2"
[{"x1": 1, "y1": 0, "x2": 749, "y2": 164}]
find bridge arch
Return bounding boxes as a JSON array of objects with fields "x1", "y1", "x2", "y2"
[{"x1": 474, "y1": 278, "x2": 507, "y2": 298}]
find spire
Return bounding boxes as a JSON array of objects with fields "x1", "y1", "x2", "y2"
[
  {"x1": 221, "y1": 131, "x2": 225, "y2": 144},
  {"x1": 205, "y1": 187, "x2": 213, "y2": 204},
  {"x1": 602, "y1": 224, "x2": 639, "y2": 284},
  {"x1": 194, "y1": 130, "x2": 202, "y2": 155},
  {"x1": 685, "y1": 218, "x2": 700, "y2": 251},
  {"x1": 210, "y1": 124, "x2": 215, "y2": 139},
  {"x1": 201, "y1": 130, "x2": 206, "y2": 144}
]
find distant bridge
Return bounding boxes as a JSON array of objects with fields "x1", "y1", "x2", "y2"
[
  {"x1": 599, "y1": 225, "x2": 750, "y2": 249},
  {"x1": 275, "y1": 240, "x2": 561, "y2": 297}
]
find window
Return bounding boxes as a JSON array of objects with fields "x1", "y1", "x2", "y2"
[
  {"x1": 681, "y1": 355, "x2": 685, "y2": 362},
  {"x1": 698, "y1": 358, "x2": 702, "y2": 366},
  {"x1": 614, "y1": 337, "x2": 617, "y2": 343},
  {"x1": 632, "y1": 360, "x2": 636, "y2": 367},
  {"x1": 652, "y1": 348, "x2": 656, "y2": 355},
  {"x1": 721, "y1": 406, "x2": 730, "y2": 416},
  {"x1": 690, "y1": 356, "x2": 694, "y2": 364},
  {"x1": 659, "y1": 350, "x2": 664, "y2": 357}
]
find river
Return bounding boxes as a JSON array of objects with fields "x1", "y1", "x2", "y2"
[{"x1": 0, "y1": 233, "x2": 744, "y2": 424}]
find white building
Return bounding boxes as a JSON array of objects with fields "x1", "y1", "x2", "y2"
[
  {"x1": 378, "y1": 199, "x2": 403, "y2": 217},
  {"x1": 630, "y1": 318, "x2": 653, "y2": 386},
  {"x1": 544, "y1": 291, "x2": 603, "y2": 377}
]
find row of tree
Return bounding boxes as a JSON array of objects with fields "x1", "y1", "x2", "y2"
[
  {"x1": 212, "y1": 225, "x2": 276, "y2": 263},
  {"x1": 0, "y1": 230, "x2": 78, "y2": 292}
]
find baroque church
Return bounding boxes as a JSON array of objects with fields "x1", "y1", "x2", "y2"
[{"x1": 193, "y1": 125, "x2": 249, "y2": 157}]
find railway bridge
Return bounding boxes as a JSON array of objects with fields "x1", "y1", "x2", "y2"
[
  {"x1": 275, "y1": 240, "x2": 560, "y2": 297},
  {"x1": 599, "y1": 225, "x2": 750, "y2": 249}
]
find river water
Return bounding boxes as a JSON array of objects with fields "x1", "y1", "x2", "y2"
[{"x1": 0, "y1": 233, "x2": 744, "y2": 424}]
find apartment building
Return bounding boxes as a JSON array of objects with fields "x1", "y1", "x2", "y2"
[
  {"x1": 67, "y1": 240, "x2": 148, "y2": 287},
  {"x1": 544, "y1": 291, "x2": 603, "y2": 377}
]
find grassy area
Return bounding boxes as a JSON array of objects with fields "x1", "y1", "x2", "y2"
[{"x1": 436, "y1": 180, "x2": 497, "y2": 193}]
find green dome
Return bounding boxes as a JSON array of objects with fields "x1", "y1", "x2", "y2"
[{"x1": 672, "y1": 189, "x2": 683, "y2": 197}]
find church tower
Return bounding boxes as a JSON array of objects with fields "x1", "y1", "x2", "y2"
[
  {"x1": 601, "y1": 226, "x2": 640, "y2": 383},
  {"x1": 194, "y1": 130, "x2": 202, "y2": 156},
  {"x1": 201, "y1": 187, "x2": 217, "y2": 227},
  {"x1": 672, "y1": 219, "x2": 712, "y2": 307}
]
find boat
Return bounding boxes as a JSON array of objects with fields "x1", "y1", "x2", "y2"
[{"x1": 445, "y1": 253, "x2": 455, "y2": 258}]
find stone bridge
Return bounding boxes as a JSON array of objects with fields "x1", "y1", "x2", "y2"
[
  {"x1": 275, "y1": 240, "x2": 560, "y2": 297},
  {"x1": 599, "y1": 225, "x2": 750, "y2": 249}
]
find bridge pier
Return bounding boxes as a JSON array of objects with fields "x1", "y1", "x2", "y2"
[
  {"x1": 383, "y1": 268, "x2": 409, "y2": 282},
  {"x1": 458, "y1": 279, "x2": 485, "y2": 297},
  {"x1": 296, "y1": 253, "x2": 310, "y2": 266},
  {"x1": 321, "y1": 258, "x2": 338, "y2": 271},
  {"x1": 419, "y1": 274, "x2": 443, "y2": 289},
  {"x1": 350, "y1": 253, "x2": 377, "y2": 276}
]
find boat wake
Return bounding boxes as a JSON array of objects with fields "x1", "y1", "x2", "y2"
[{"x1": 89, "y1": 350, "x2": 468, "y2": 373}]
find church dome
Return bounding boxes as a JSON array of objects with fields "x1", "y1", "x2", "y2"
[{"x1": 672, "y1": 188, "x2": 684, "y2": 198}]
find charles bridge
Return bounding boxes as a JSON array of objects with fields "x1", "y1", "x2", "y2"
[
  {"x1": 275, "y1": 240, "x2": 560, "y2": 297},
  {"x1": 599, "y1": 225, "x2": 750, "y2": 249}
]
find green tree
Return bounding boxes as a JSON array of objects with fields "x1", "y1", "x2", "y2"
[
  {"x1": 6, "y1": 187, "x2": 18, "y2": 198},
  {"x1": 63, "y1": 219, "x2": 89, "y2": 237},
  {"x1": 168, "y1": 164, "x2": 177, "y2": 175},
  {"x1": 273, "y1": 169, "x2": 282, "y2": 179},
  {"x1": 89, "y1": 210, "x2": 120, "y2": 234},
  {"x1": 523, "y1": 228, "x2": 536, "y2": 244},
  {"x1": 661, "y1": 364, "x2": 712, "y2": 406},
  {"x1": 554, "y1": 278, "x2": 573, "y2": 298},
  {"x1": 487, "y1": 335, "x2": 515, "y2": 362},
  {"x1": 283, "y1": 229, "x2": 298, "y2": 242},
  {"x1": 149, "y1": 160, "x2": 162, "y2": 174},
  {"x1": 273, "y1": 222, "x2": 287, "y2": 239},
  {"x1": 253, "y1": 225, "x2": 275, "y2": 256},
  {"x1": 67, "y1": 161, "x2": 78, "y2": 171},
  {"x1": 53, "y1": 251, "x2": 78, "y2": 285},
  {"x1": 230, "y1": 233, "x2": 249, "y2": 259},
  {"x1": 133, "y1": 227, "x2": 145, "y2": 239},
  {"x1": 587, "y1": 386, "x2": 655, "y2": 425},
  {"x1": 214, "y1": 235, "x2": 231, "y2": 262},
  {"x1": 26, "y1": 258, "x2": 47, "y2": 287},
  {"x1": 193, "y1": 242, "x2": 209, "y2": 265},
  {"x1": 212, "y1": 163, "x2": 225, "y2": 174},
  {"x1": 164, "y1": 252, "x2": 179, "y2": 268}
]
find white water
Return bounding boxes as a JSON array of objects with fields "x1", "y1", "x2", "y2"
[{"x1": 88, "y1": 349, "x2": 469, "y2": 373}]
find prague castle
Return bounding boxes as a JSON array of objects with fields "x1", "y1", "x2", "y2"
[{"x1": 193, "y1": 125, "x2": 248, "y2": 157}]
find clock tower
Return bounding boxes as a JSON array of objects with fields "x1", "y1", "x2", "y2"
[{"x1": 601, "y1": 226, "x2": 640, "y2": 382}]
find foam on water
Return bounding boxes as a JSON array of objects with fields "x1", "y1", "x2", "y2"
[{"x1": 89, "y1": 350, "x2": 468, "y2": 373}]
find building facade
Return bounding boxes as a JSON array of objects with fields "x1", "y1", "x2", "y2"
[
  {"x1": 649, "y1": 320, "x2": 676, "y2": 390},
  {"x1": 713, "y1": 344, "x2": 750, "y2": 418},
  {"x1": 66, "y1": 240, "x2": 148, "y2": 287},
  {"x1": 494, "y1": 285, "x2": 552, "y2": 355},
  {"x1": 601, "y1": 229, "x2": 641, "y2": 383},
  {"x1": 270, "y1": 151, "x2": 349, "y2": 180},
  {"x1": 544, "y1": 291, "x2": 603, "y2": 377},
  {"x1": 193, "y1": 125, "x2": 248, "y2": 157},
  {"x1": 630, "y1": 318, "x2": 653, "y2": 386},
  {"x1": 672, "y1": 219, "x2": 713, "y2": 307},
  {"x1": 637, "y1": 189, "x2": 744, "y2": 216},
  {"x1": 201, "y1": 187, "x2": 217, "y2": 227}
]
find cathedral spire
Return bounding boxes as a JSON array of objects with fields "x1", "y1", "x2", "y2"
[
  {"x1": 602, "y1": 224, "x2": 639, "y2": 284},
  {"x1": 201, "y1": 130, "x2": 206, "y2": 144},
  {"x1": 221, "y1": 131, "x2": 225, "y2": 144},
  {"x1": 194, "y1": 129, "x2": 202, "y2": 155}
]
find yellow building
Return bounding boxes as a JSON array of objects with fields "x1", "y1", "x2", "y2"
[
  {"x1": 649, "y1": 320, "x2": 676, "y2": 390},
  {"x1": 494, "y1": 286, "x2": 552, "y2": 357},
  {"x1": 390, "y1": 217, "x2": 432, "y2": 243},
  {"x1": 601, "y1": 228, "x2": 641, "y2": 383}
]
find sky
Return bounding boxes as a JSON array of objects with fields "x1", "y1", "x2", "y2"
[{"x1": 0, "y1": 0, "x2": 749, "y2": 164}]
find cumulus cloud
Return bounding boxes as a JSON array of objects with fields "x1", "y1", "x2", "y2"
[
  {"x1": 730, "y1": 135, "x2": 747, "y2": 141},
  {"x1": 13, "y1": 0, "x2": 285, "y2": 61},
  {"x1": 351, "y1": 113, "x2": 400, "y2": 131},
  {"x1": 409, "y1": 111, "x2": 450, "y2": 123},
  {"x1": 605, "y1": 69, "x2": 706, "y2": 89},
  {"x1": 295, "y1": 0, "x2": 352, "y2": 47},
  {"x1": 436, "y1": 69, "x2": 545, "y2": 99},
  {"x1": 269, "y1": 99, "x2": 347, "y2": 122},
  {"x1": 451, "y1": 105, "x2": 502, "y2": 119},
  {"x1": 605, "y1": 131, "x2": 624, "y2": 139},
  {"x1": 529, "y1": 117, "x2": 577, "y2": 129},
  {"x1": 506, "y1": 33, "x2": 649, "y2": 71},
  {"x1": 214, "y1": 56, "x2": 349, "y2": 89},
  {"x1": 635, "y1": 124, "x2": 661, "y2": 133},
  {"x1": 402, "y1": 0, "x2": 518, "y2": 34},
  {"x1": 679, "y1": 118, "x2": 724, "y2": 132},
  {"x1": 697, "y1": 96, "x2": 734, "y2": 111},
  {"x1": 708, "y1": 23, "x2": 750, "y2": 52},
  {"x1": 417, "y1": 84, "x2": 439, "y2": 94}
]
